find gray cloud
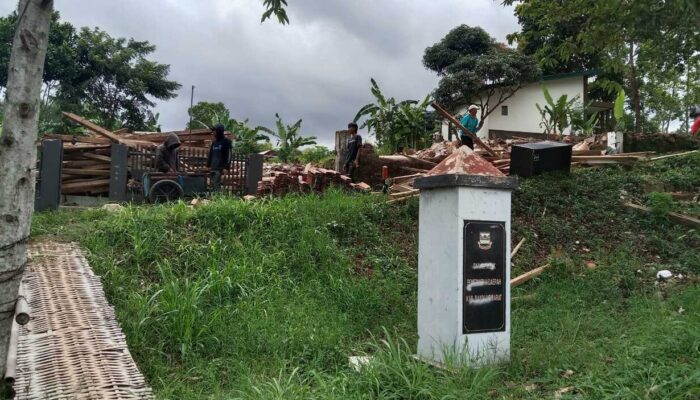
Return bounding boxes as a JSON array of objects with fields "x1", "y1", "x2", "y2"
[{"x1": 1, "y1": 0, "x2": 519, "y2": 146}]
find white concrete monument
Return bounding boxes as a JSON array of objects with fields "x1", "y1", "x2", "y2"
[{"x1": 414, "y1": 146, "x2": 518, "y2": 367}]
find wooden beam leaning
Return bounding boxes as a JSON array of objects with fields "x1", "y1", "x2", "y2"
[
  {"x1": 430, "y1": 101, "x2": 498, "y2": 158},
  {"x1": 62, "y1": 112, "x2": 125, "y2": 144}
]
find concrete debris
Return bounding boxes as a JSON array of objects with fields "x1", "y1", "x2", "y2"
[
  {"x1": 656, "y1": 270, "x2": 673, "y2": 280},
  {"x1": 190, "y1": 198, "x2": 211, "y2": 208},
  {"x1": 101, "y1": 203, "x2": 124, "y2": 212}
]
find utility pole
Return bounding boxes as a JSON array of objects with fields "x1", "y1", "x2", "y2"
[{"x1": 188, "y1": 85, "x2": 195, "y2": 142}]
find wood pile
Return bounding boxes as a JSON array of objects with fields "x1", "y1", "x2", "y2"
[
  {"x1": 41, "y1": 113, "x2": 235, "y2": 196},
  {"x1": 385, "y1": 136, "x2": 655, "y2": 199},
  {"x1": 257, "y1": 164, "x2": 370, "y2": 197}
]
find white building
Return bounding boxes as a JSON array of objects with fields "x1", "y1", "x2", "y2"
[{"x1": 442, "y1": 70, "x2": 610, "y2": 140}]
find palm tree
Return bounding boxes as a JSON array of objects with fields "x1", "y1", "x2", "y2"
[{"x1": 259, "y1": 113, "x2": 317, "y2": 162}]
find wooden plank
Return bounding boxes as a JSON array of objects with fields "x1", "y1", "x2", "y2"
[
  {"x1": 511, "y1": 265, "x2": 549, "y2": 287},
  {"x1": 80, "y1": 153, "x2": 112, "y2": 163},
  {"x1": 62, "y1": 160, "x2": 110, "y2": 168},
  {"x1": 61, "y1": 144, "x2": 112, "y2": 152},
  {"x1": 511, "y1": 238, "x2": 525, "y2": 258},
  {"x1": 43, "y1": 134, "x2": 112, "y2": 145},
  {"x1": 624, "y1": 202, "x2": 700, "y2": 228},
  {"x1": 62, "y1": 168, "x2": 112, "y2": 177},
  {"x1": 572, "y1": 150, "x2": 605, "y2": 156},
  {"x1": 650, "y1": 150, "x2": 698, "y2": 161},
  {"x1": 386, "y1": 193, "x2": 419, "y2": 204},
  {"x1": 430, "y1": 101, "x2": 498, "y2": 158},
  {"x1": 62, "y1": 112, "x2": 124, "y2": 143},
  {"x1": 572, "y1": 155, "x2": 646, "y2": 162},
  {"x1": 61, "y1": 179, "x2": 111, "y2": 194}
]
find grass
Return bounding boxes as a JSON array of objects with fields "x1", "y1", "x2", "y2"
[{"x1": 31, "y1": 153, "x2": 700, "y2": 399}]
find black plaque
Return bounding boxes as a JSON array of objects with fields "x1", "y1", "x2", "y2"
[{"x1": 463, "y1": 220, "x2": 506, "y2": 334}]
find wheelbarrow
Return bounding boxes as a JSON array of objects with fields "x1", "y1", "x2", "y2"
[{"x1": 142, "y1": 172, "x2": 209, "y2": 203}]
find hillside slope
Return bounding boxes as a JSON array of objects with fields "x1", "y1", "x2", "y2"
[{"x1": 32, "y1": 153, "x2": 700, "y2": 399}]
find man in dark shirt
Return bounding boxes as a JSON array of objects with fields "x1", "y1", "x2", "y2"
[
  {"x1": 207, "y1": 124, "x2": 233, "y2": 192},
  {"x1": 343, "y1": 122, "x2": 362, "y2": 182},
  {"x1": 155, "y1": 133, "x2": 181, "y2": 173}
]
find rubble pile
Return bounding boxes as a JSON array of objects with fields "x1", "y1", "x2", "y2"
[{"x1": 257, "y1": 164, "x2": 370, "y2": 197}]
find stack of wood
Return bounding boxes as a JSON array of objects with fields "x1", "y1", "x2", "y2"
[
  {"x1": 257, "y1": 164, "x2": 370, "y2": 197},
  {"x1": 41, "y1": 112, "x2": 235, "y2": 196}
]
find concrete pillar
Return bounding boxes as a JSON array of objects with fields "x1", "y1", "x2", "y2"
[
  {"x1": 34, "y1": 140, "x2": 63, "y2": 212},
  {"x1": 335, "y1": 130, "x2": 350, "y2": 172},
  {"x1": 246, "y1": 153, "x2": 264, "y2": 196},
  {"x1": 109, "y1": 144, "x2": 129, "y2": 202},
  {"x1": 414, "y1": 146, "x2": 518, "y2": 367}
]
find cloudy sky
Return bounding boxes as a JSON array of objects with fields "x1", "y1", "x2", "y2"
[{"x1": 2, "y1": 0, "x2": 520, "y2": 146}]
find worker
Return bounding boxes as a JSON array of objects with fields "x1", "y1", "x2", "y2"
[
  {"x1": 690, "y1": 105, "x2": 700, "y2": 136},
  {"x1": 155, "y1": 133, "x2": 181, "y2": 173},
  {"x1": 459, "y1": 104, "x2": 480, "y2": 149},
  {"x1": 343, "y1": 122, "x2": 362, "y2": 182},
  {"x1": 207, "y1": 124, "x2": 232, "y2": 192}
]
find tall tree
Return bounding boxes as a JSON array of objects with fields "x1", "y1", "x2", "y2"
[
  {"x1": 423, "y1": 25, "x2": 541, "y2": 128},
  {"x1": 187, "y1": 101, "x2": 230, "y2": 129},
  {"x1": 0, "y1": 13, "x2": 181, "y2": 131},
  {"x1": 0, "y1": 0, "x2": 53, "y2": 379},
  {"x1": 503, "y1": 0, "x2": 699, "y2": 133}
]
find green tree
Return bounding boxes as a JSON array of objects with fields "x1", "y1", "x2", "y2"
[
  {"x1": 259, "y1": 114, "x2": 317, "y2": 162},
  {"x1": 299, "y1": 145, "x2": 333, "y2": 165},
  {"x1": 229, "y1": 118, "x2": 270, "y2": 155},
  {"x1": 423, "y1": 25, "x2": 541, "y2": 128},
  {"x1": 0, "y1": 12, "x2": 181, "y2": 131},
  {"x1": 354, "y1": 78, "x2": 435, "y2": 153},
  {"x1": 187, "y1": 101, "x2": 230, "y2": 129},
  {"x1": 503, "y1": 0, "x2": 700, "y2": 134}
]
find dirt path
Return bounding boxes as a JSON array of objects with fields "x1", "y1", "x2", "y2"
[{"x1": 10, "y1": 241, "x2": 153, "y2": 399}]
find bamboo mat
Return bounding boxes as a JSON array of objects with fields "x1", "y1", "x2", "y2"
[{"x1": 12, "y1": 242, "x2": 153, "y2": 399}]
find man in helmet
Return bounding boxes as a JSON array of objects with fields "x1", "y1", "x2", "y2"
[
  {"x1": 459, "y1": 105, "x2": 480, "y2": 149},
  {"x1": 207, "y1": 124, "x2": 233, "y2": 192},
  {"x1": 690, "y1": 106, "x2": 700, "y2": 137}
]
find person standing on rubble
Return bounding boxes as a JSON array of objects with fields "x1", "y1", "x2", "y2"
[
  {"x1": 207, "y1": 124, "x2": 233, "y2": 192},
  {"x1": 459, "y1": 105, "x2": 479, "y2": 149},
  {"x1": 155, "y1": 133, "x2": 182, "y2": 173},
  {"x1": 343, "y1": 122, "x2": 362, "y2": 182}
]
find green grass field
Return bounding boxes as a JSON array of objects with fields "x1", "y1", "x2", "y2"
[{"x1": 32, "y1": 153, "x2": 700, "y2": 399}]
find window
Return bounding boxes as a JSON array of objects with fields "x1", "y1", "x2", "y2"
[{"x1": 501, "y1": 106, "x2": 509, "y2": 116}]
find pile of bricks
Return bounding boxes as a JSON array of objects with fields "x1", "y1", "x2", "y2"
[{"x1": 257, "y1": 164, "x2": 370, "y2": 197}]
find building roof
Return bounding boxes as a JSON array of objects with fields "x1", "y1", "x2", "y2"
[{"x1": 542, "y1": 69, "x2": 602, "y2": 81}]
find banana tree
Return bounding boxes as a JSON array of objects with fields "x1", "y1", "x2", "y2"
[
  {"x1": 354, "y1": 78, "x2": 432, "y2": 153},
  {"x1": 536, "y1": 86, "x2": 579, "y2": 139},
  {"x1": 259, "y1": 113, "x2": 317, "y2": 162}
]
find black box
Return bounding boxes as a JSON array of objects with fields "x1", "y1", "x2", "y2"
[{"x1": 510, "y1": 141, "x2": 572, "y2": 177}]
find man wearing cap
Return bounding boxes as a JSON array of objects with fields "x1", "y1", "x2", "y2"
[
  {"x1": 459, "y1": 105, "x2": 480, "y2": 149},
  {"x1": 207, "y1": 124, "x2": 233, "y2": 192}
]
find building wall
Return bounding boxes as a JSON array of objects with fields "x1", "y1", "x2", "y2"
[{"x1": 442, "y1": 76, "x2": 585, "y2": 140}]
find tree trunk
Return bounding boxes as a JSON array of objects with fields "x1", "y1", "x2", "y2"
[
  {"x1": 0, "y1": 0, "x2": 53, "y2": 378},
  {"x1": 629, "y1": 42, "x2": 642, "y2": 133}
]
